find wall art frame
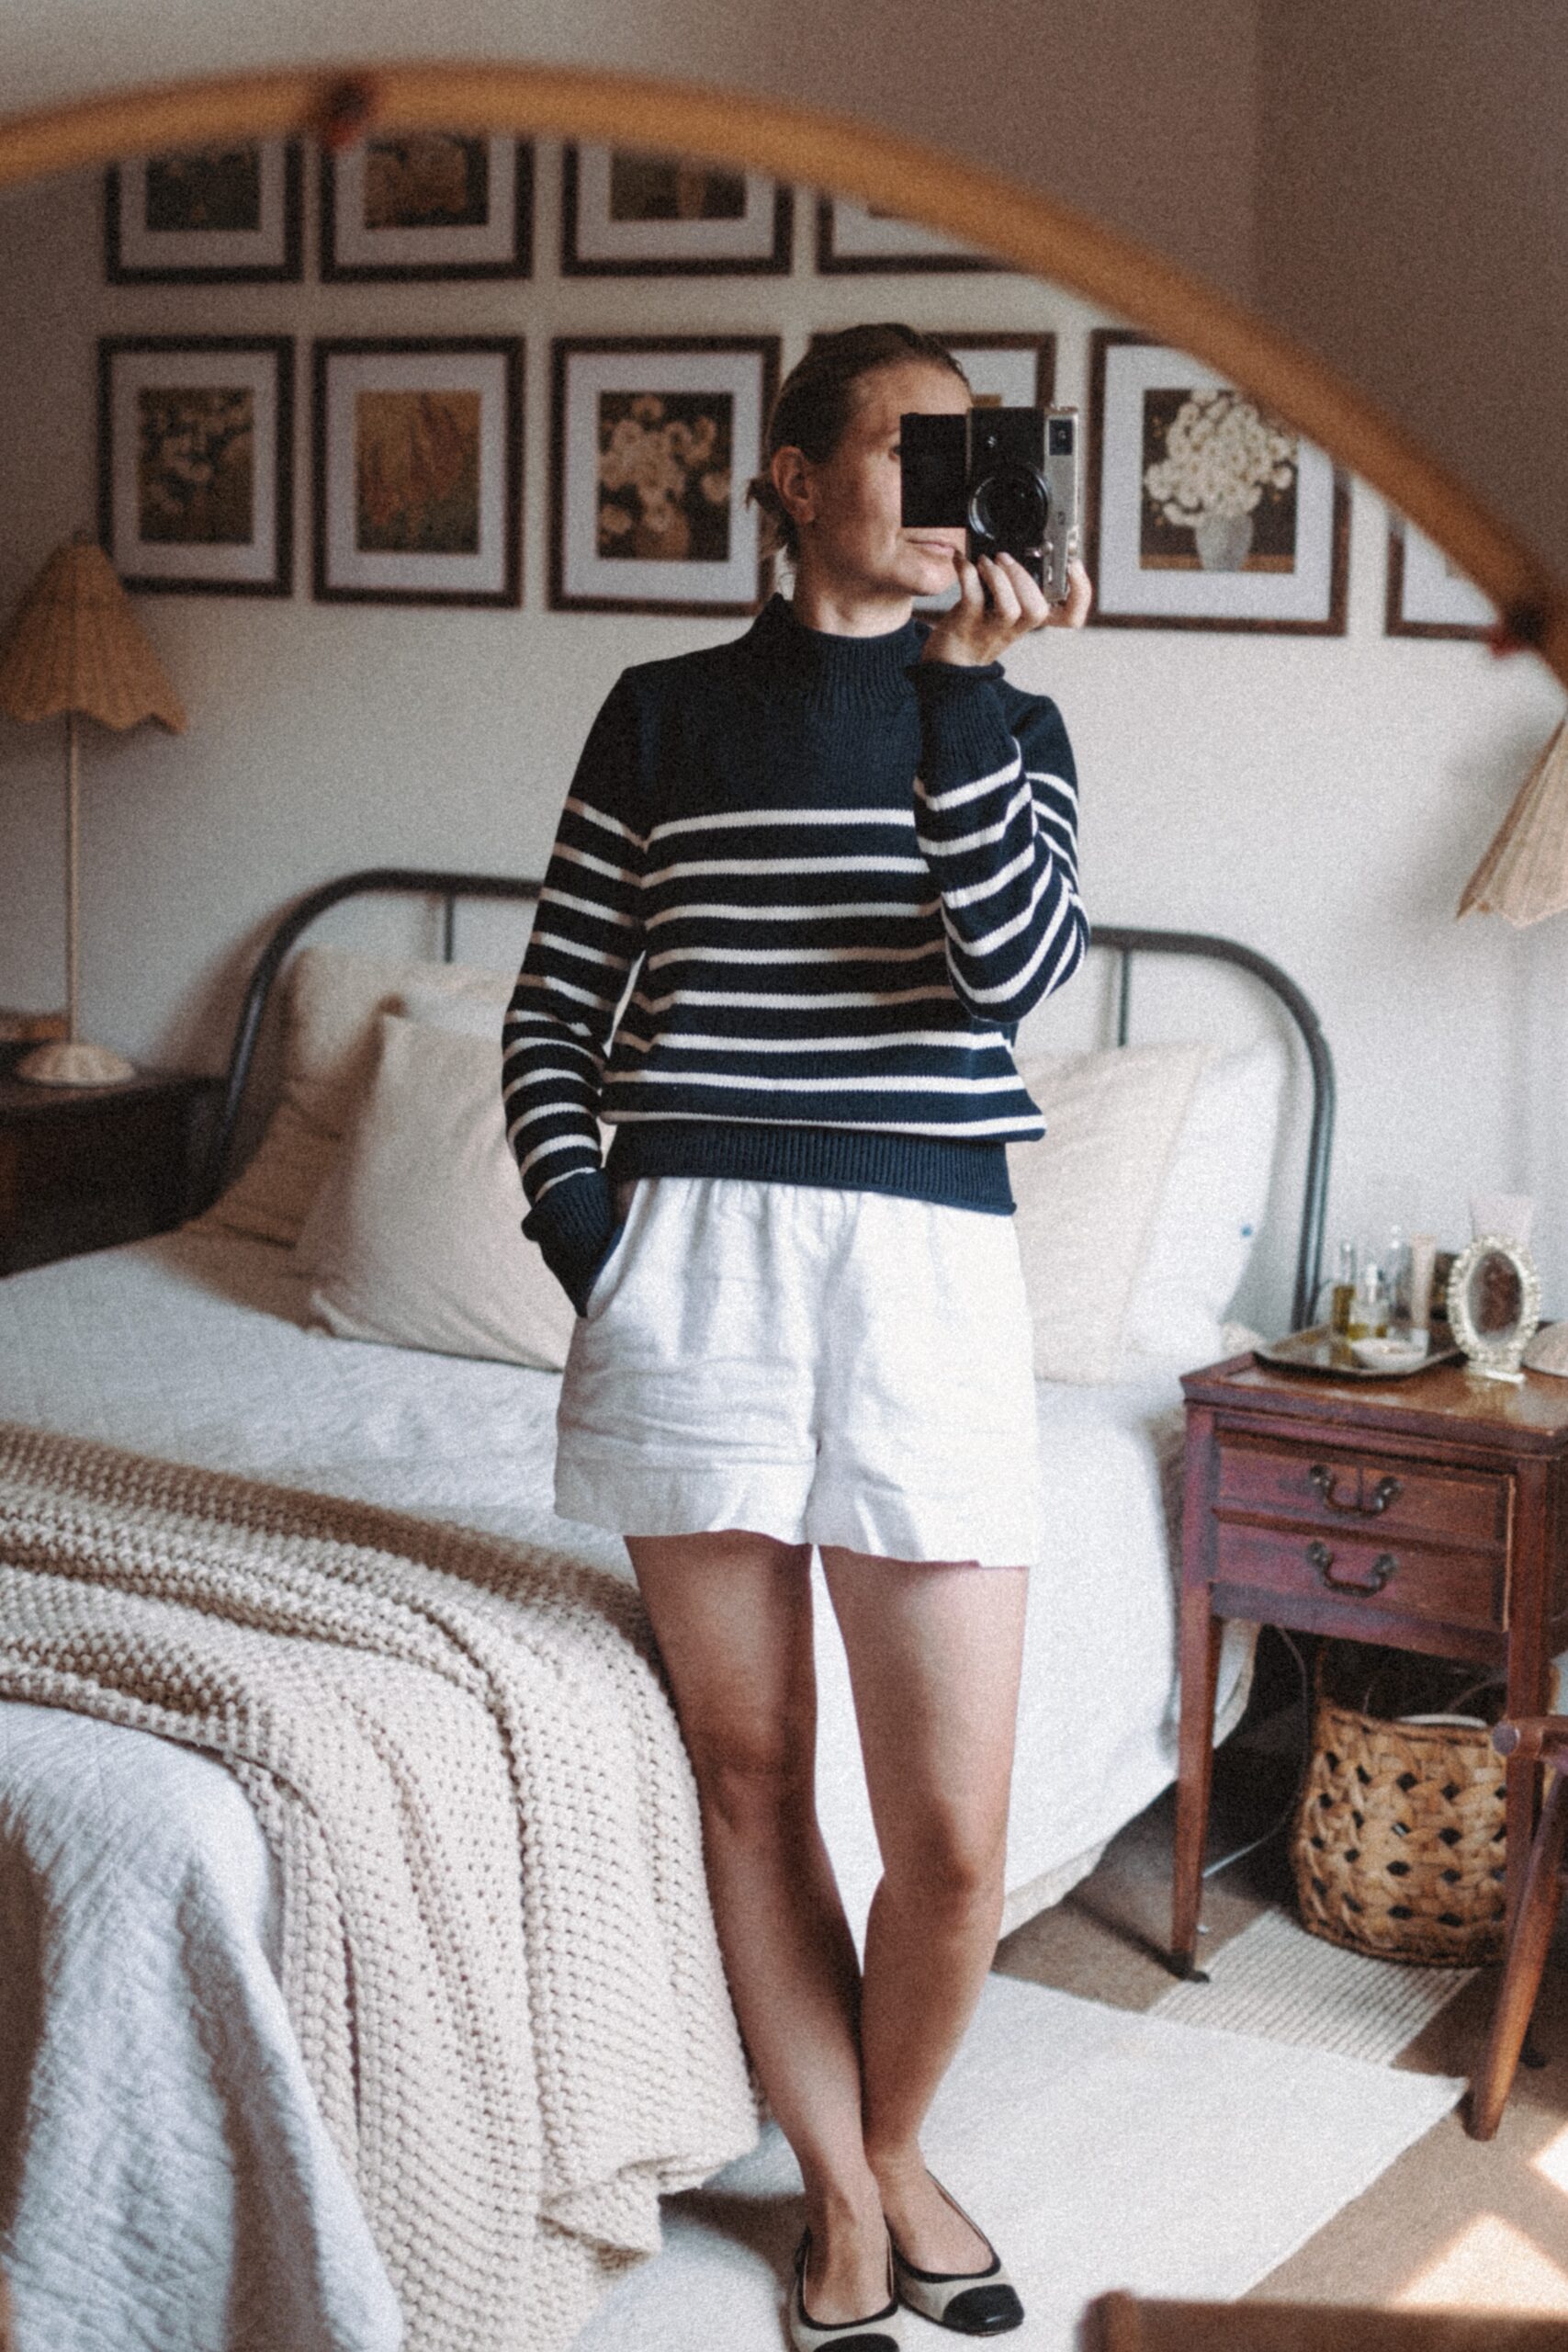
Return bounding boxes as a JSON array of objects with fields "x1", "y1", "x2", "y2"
[
  {"x1": 560, "y1": 144, "x2": 792, "y2": 276},
  {"x1": 1086, "y1": 328, "x2": 1349, "y2": 635},
  {"x1": 549, "y1": 334, "x2": 780, "y2": 616},
  {"x1": 815, "y1": 194, "x2": 1001, "y2": 274},
  {"x1": 321, "y1": 135, "x2": 534, "y2": 282},
  {"x1": 105, "y1": 142, "x2": 302, "y2": 284},
  {"x1": 1385, "y1": 515, "x2": 1495, "y2": 639},
  {"x1": 97, "y1": 334, "x2": 294, "y2": 597},
  {"x1": 311, "y1": 336, "x2": 524, "y2": 609}
]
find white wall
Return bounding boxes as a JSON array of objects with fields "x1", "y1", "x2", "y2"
[
  {"x1": 0, "y1": 154, "x2": 1562, "y2": 1332},
  {"x1": 1256, "y1": 0, "x2": 1568, "y2": 580}
]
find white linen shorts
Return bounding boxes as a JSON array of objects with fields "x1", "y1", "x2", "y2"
[{"x1": 554, "y1": 1174, "x2": 1044, "y2": 1566}]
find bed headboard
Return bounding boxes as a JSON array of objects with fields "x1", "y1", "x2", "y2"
[{"x1": 200, "y1": 871, "x2": 1335, "y2": 1335}]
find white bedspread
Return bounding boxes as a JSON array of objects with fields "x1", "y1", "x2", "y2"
[{"x1": 0, "y1": 1227, "x2": 1250, "y2": 2351}]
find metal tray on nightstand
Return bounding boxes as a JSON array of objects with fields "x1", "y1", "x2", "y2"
[{"x1": 1251, "y1": 1324, "x2": 1463, "y2": 1379}]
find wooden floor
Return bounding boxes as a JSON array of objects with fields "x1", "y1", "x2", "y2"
[{"x1": 994, "y1": 1720, "x2": 1568, "y2": 2317}]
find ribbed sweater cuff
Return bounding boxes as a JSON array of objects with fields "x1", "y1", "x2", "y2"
[
  {"x1": 521, "y1": 1168, "x2": 616, "y2": 1314},
  {"x1": 908, "y1": 656, "x2": 1015, "y2": 776}
]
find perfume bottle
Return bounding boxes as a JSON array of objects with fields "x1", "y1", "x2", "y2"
[
  {"x1": 1348, "y1": 1260, "x2": 1390, "y2": 1342},
  {"x1": 1385, "y1": 1225, "x2": 1415, "y2": 1337},
  {"x1": 1329, "y1": 1238, "x2": 1359, "y2": 1340}
]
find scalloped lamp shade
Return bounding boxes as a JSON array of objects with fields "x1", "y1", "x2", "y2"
[
  {"x1": 0, "y1": 537, "x2": 186, "y2": 1086},
  {"x1": 1457, "y1": 717, "x2": 1568, "y2": 927},
  {"x1": 0, "y1": 538, "x2": 186, "y2": 734}
]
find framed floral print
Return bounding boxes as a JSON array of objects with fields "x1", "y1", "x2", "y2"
[
  {"x1": 561, "y1": 146, "x2": 792, "y2": 276},
  {"x1": 312, "y1": 338, "x2": 523, "y2": 608},
  {"x1": 1086, "y1": 329, "x2": 1349, "y2": 633},
  {"x1": 1385, "y1": 515, "x2": 1495, "y2": 638},
  {"x1": 549, "y1": 335, "x2": 780, "y2": 616},
  {"x1": 815, "y1": 196, "x2": 1000, "y2": 274},
  {"x1": 105, "y1": 143, "x2": 302, "y2": 283},
  {"x1": 98, "y1": 336, "x2": 294, "y2": 597},
  {"x1": 321, "y1": 135, "x2": 534, "y2": 281}
]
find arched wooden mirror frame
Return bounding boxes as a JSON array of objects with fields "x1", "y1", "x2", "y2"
[{"x1": 1, "y1": 58, "x2": 1563, "y2": 685}]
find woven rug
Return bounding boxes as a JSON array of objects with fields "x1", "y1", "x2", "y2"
[
  {"x1": 1151, "y1": 1905, "x2": 1478, "y2": 2063},
  {"x1": 570, "y1": 1951, "x2": 1464, "y2": 2351}
]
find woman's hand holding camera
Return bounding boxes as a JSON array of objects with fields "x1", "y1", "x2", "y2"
[{"x1": 920, "y1": 552, "x2": 1093, "y2": 669}]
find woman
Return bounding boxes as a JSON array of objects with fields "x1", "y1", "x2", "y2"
[{"x1": 503, "y1": 322, "x2": 1092, "y2": 2348}]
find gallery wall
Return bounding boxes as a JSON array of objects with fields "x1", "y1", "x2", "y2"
[
  {"x1": 0, "y1": 144, "x2": 1562, "y2": 1334},
  {"x1": 6, "y1": 0, "x2": 1568, "y2": 596}
]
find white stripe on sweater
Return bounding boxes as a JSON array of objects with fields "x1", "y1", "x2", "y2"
[
  {"x1": 644, "y1": 897, "x2": 941, "y2": 928},
  {"x1": 645, "y1": 854, "x2": 928, "y2": 885},
  {"x1": 913, "y1": 748, "x2": 1023, "y2": 811},
  {"x1": 632, "y1": 983, "x2": 958, "y2": 1013},
  {"x1": 649, "y1": 806, "x2": 918, "y2": 840}
]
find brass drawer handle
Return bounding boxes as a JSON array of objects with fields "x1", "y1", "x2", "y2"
[
  {"x1": 1308, "y1": 1463, "x2": 1402, "y2": 1516},
  {"x1": 1307, "y1": 1537, "x2": 1396, "y2": 1596}
]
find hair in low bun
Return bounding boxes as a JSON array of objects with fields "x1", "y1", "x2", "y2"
[{"x1": 744, "y1": 322, "x2": 969, "y2": 563}]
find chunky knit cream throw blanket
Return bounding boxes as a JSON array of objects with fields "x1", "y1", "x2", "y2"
[{"x1": 0, "y1": 1420, "x2": 761, "y2": 2351}]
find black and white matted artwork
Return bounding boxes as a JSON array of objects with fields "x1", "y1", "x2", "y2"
[
  {"x1": 1384, "y1": 517, "x2": 1495, "y2": 639},
  {"x1": 313, "y1": 337, "x2": 524, "y2": 608},
  {"x1": 1086, "y1": 329, "x2": 1348, "y2": 634},
  {"x1": 321, "y1": 135, "x2": 534, "y2": 281},
  {"x1": 98, "y1": 335, "x2": 294, "y2": 596},
  {"x1": 815, "y1": 195, "x2": 1000, "y2": 274},
  {"x1": 550, "y1": 335, "x2": 780, "y2": 616},
  {"x1": 561, "y1": 145, "x2": 792, "y2": 276},
  {"x1": 106, "y1": 143, "x2": 302, "y2": 284}
]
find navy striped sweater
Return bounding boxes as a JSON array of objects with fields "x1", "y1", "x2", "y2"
[{"x1": 503, "y1": 592, "x2": 1088, "y2": 1310}]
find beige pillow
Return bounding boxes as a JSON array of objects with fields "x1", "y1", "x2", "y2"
[
  {"x1": 1008, "y1": 1040, "x2": 1210, "y2": 1383},
  {"x1": 200, "y1": 944, "x2": 518, "y2": 1246},
  {"x1": 296, "y1": 1012, "x2": 578, "y2": 1370}
]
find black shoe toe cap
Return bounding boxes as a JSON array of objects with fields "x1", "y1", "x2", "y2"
[{"x1": 942, "y1": 2280, "x2": 1025, "y2": 2334}]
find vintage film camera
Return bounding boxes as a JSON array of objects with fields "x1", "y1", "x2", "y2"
[{"x1": 899, "y1": 405, "x2": 1080, "y2": 605}]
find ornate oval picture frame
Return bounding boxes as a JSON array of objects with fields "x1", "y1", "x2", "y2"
[{"x1": 1445, "y1": 1234, "x2": 1541, "y2": 1384}]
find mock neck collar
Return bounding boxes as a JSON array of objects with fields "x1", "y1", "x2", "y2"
[{"x1": 742, "y1": 592, "x2": 927, "y2": 706}]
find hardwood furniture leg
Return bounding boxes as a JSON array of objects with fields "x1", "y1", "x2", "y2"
[
  {"x1": 1468, "y1": 1758, "x2": 1568, "y2": 2139},
  {"x1": 1170, "y1": 1588, "x2": 1223, "y2": 1978},
  {"x1": 1504, "y1": 1458, "x2": 1553, "y2": 1935}
]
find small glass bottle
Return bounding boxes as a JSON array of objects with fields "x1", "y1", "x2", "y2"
[
  {"x1": 1348, "y1": 1259, "x2": 1390, "y2": 1341},
  {"x1": 1329, "y1": 1238, "x2": 1359, "y2": 1339},
  {"x1": 1385, "y1": 1225, "x2": 1415, "y2": 1337}
]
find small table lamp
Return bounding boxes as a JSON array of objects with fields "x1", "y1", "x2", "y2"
[
  {"x1": 1458, "y1": 712, "x2": 1568, "y2": 1375},
  {"x1": 1458, "y1": 715, "x2": 1568, "y2": 926},
  {"x1": 0, "y1": 536, "x2": 186, "y2": 1085}
]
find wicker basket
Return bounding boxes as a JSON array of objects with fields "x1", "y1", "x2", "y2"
[{"x1": 1290, "y1": 1643, "x2": 1507, "y2": 1965}]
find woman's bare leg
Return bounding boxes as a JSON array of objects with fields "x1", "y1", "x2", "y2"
[
  {"x1": 818, "y1": 1547, "x2": 1030, "y2": 2275},
  {"x1": 625, "y1": 1530, "x2": 890, "y2": 2322}
]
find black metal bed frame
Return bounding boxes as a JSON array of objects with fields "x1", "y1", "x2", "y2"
[{"x1": 199, "y1": 868, "x2": 1335, "y2": 1334}]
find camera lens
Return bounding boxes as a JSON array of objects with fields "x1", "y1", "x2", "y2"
[{"x1": 969, "y1": 464, "x2": 1049, "y2": 550}]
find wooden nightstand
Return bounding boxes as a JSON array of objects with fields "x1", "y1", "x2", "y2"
[
  {"x1": 1172, "y1": 1347, "x2": 1568, "y2": 1976},
  {"x1": 0, "y1": 1069, "x2": 221, "y2": 1275}
]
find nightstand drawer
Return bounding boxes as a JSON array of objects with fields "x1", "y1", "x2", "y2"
[
  {"x1": 1212, "y1": 1517, "x2": 1507, "y2": 1634},
  {"x1": 1215, "y1": 1434, "x2": 1508, "y2": 1549}
]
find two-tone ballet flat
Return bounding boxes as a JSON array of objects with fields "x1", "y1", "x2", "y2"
[
  {"x1": 787, "y1": 2228, "x2": 906, "y2": 2352},
  {"x1": 887, "y1": 2177, "x2": 1024, "y2": 2335}
]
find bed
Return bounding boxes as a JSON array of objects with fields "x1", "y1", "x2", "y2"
[{"x1": 0, "y1": 868, "x2": 1333, "y2": 2352}]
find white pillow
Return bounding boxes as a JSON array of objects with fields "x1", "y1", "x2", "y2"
[
  {"x1": 296, "y1": 1012, "x2": 577, "y2": 1371},
  {"x1": 1120, "y1": 1034, "x2": 1288, "y2": 1370},
  {"x1": 1008, "y1": 1041, "x2": 1209, "y2": 1384},
  {"x1": 199, "y1": 944, "x2": 517, "y2": 1246}
]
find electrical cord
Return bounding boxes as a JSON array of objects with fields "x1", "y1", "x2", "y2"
[{"x1": 1200, "y1": 1627, "x2": 1313, "y2": 1885}]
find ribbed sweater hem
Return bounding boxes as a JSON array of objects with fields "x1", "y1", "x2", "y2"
[{"x1": 603, "y1": 1119, "x2": 1015, "y2": 1215}]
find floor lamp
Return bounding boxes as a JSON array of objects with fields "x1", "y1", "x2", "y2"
[{"x1": 0, "y1": 536, "x2": 186, "y2": 1086}]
